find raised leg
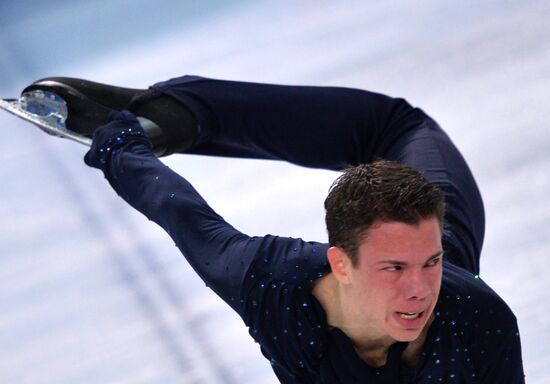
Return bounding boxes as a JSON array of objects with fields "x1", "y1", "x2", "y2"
[{"x1": 150, "y1": 75, "x2": 485, "y2": 273}]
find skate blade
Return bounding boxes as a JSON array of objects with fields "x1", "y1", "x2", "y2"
[{"x1": 0, "y1": 90, "x2": 92, "y2": 147}]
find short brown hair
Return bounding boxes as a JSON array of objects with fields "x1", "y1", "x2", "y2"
[{"x1": 324, "y1": 160, "x2": 445, "y2": 267}]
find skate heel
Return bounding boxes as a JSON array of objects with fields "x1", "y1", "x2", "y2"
[{"x1": 20, "y1": 89, "x2": 68, "y2": 130}]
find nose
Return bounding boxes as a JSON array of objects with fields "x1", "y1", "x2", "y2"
[{"x1": 402, "y1": 269, "x2": 432, "y2": 301}]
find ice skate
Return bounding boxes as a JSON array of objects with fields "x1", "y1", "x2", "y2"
[
  {"x1": 0, "y1": 77, "x2": 149, "y2": 146},
  {"x1": 1, "y1": 77, "x2": 198, "y2": 155}
]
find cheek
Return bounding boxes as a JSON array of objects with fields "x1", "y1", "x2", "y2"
[
  {"x1": 357, "y1": 275, "x2": 397, "y2": 307},
  {"x1": 353, "y1": 268, "x2": 403, "y2": 307},
  {"x1": 369, "y1": 272, "x2": 401, "y2": 295}
]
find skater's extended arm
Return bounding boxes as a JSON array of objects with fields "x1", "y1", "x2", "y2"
[
  {"x1": 84, "y1": 111, "x2": 255, "y2": 312},
  {"x1": 84, "y1": 111, "x2": 327, "y2": 316}
]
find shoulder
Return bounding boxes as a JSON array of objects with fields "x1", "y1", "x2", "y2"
[
  {"x1": 438, "y1": 261, "x2": 523, "y2": 380},
  {"x1": 241, "y1": 235, "x2": 330, "y2": 293},
  {"x1": 440, "y1": 261, "x2": 516, "y2": 322}
]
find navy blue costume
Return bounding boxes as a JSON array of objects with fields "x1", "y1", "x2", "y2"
[{"x1": 84, "y1": 76, "x2": 525, "y2": 383}]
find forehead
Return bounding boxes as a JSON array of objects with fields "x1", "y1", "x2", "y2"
[{"x1": 358, "y1": 218, "x2": 442, "y2": 262}]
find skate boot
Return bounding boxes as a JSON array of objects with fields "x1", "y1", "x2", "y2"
[
  {"x1": 17, "y1": 77, "x2": 198, "y2": 156},
  {"x1": 22, "y1": 77, "x2": 146, "y2": 138}
]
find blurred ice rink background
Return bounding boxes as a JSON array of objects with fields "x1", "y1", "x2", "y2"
[{"x1": 0, "y1": 0, "x2": 548, "y2": 383}]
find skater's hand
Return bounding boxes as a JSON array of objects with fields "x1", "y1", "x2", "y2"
[{"x1": 84, "y1": 110, "x2": 154, "y2": 171}]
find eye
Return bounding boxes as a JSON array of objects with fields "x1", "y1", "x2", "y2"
[
  {"x1": 383, "y1": 265, "x2": 402, "y2": 272},
  {"x1": 425, "y1": 257, "x2": 441, "y2": 267}
]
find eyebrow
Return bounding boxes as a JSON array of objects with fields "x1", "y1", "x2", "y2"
[{"x1": 376, "y1": 251, "x2": 444, "y2": 266}]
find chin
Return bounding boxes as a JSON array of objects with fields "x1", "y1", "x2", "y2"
[
  {"x1": 385, "y1": 306, "x2": 433, "y2": 342},
  {"x1": 391, "y1": 329, "x2": 423, "y2": 342},
  {"x1": 386, "y1": 323, "x2": 426, "y2": 342}
]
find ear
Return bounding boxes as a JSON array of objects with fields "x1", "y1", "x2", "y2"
[{"x1": 327, "y1": 246, "x2": 352, "y2": 285}]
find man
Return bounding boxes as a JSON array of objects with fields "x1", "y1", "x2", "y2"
[{"x1": 25, "y1": 75, "x2": 525, "y2": 383}]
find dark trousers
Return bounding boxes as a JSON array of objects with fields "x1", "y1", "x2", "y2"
[{"x1": 154, "y1": 75, "x2": 484, "y2": 268}]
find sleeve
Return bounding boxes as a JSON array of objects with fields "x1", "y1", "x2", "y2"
[{"x1": 84, "y1": 110, "x2": 264, "y2": 314}]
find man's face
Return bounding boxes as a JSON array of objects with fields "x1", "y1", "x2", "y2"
[{"x1": 347, "y1": 217, "x2": 443, "y2": 342}]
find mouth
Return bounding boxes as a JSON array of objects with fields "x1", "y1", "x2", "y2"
[
  {"x1": 397, "y1": 311, "x2": 424, "y2": 320},
  {"x1": 392, "y1": 310, "x2": 429, "y2": 330}
]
